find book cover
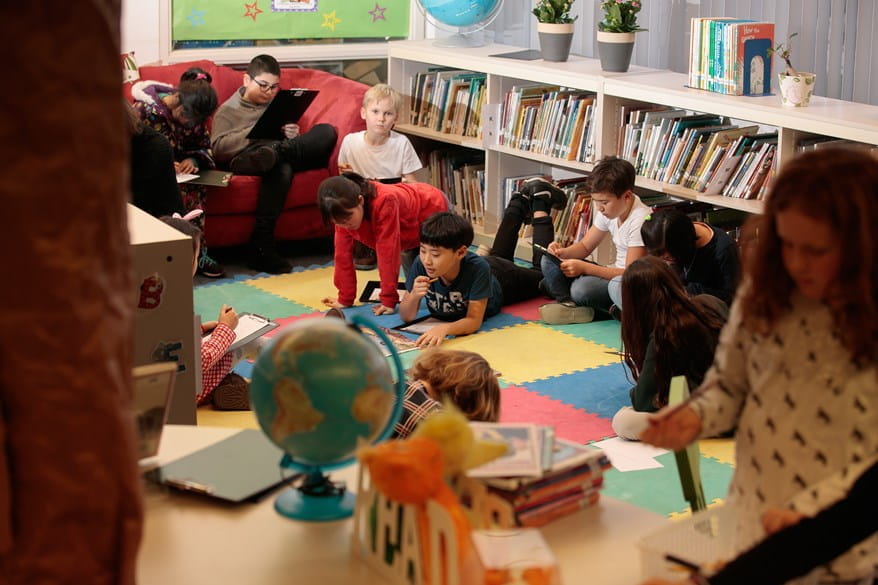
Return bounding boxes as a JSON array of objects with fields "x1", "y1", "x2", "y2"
[
  {"x1": 735, "y1": 22, "x2": 774, "y2": 96},
  {"x1": 466, "y1": 422, "x2": 547, "y2": 478}
]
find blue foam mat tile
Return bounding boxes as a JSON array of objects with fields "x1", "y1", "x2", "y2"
[
  {"x1": 232, "y1": 360, "x2": 254, "y2": 379},
  {"x1": 524, "y1": 363, "x2": 632, "y2": 419}
]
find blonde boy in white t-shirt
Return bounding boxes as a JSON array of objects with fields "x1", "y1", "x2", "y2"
[
  {"x1": 540, "y1": 157, "x2": 649, "y2": 324},
  {"x1": 337, "y1": 83, "x2": 423, "y2": 269},
  {"x1": 337, "y1": 83, "x2": 422, "y2": 182}
]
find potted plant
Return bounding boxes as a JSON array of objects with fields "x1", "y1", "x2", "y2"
[
  {"x1": 596, "y1": 0, "x2": 646, "y2": 72},
  {"x1": 768, "y1": 33, "x2": 816, "y2": 107},
  {"x1": 532, "y1": 0, "x2": 577, "y2": 62}
]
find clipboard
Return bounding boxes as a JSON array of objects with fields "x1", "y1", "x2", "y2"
[
  {"x1": 246, "y1": 89, "x2": 319, "y2": 140},
  {"x1": 533, "y1": 243, "x2": 561, "y2": 265},
  {"x1": 204, "y1": 312, "x2": 278, "y2": 352},
  {"x1": 146, "y1": 429, "x2": 287, "y2": 503},
  {"x1": 359, "y1": 280, "x2": 407, "y2": 303}
]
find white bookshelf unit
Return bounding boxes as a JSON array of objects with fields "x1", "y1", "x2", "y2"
[{"x1": 388, "y1": 39, "x2": 878, "y2": 253}]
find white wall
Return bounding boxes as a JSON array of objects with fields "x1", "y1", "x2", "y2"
[{"x1": 121, "y1": 0, "x2": 161, "y2": 65}]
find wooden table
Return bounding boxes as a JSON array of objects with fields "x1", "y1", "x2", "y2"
[{"x1": 138, "y1": 425, "x2": 666, "y2": 584}]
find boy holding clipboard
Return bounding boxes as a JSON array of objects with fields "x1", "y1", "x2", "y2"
[{"x1": 211, "y1": 54, "x2": 337, "y2": 275}]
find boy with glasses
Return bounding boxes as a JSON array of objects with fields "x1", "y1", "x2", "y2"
[{"x1": 212, "y1": 54, "x2": 337, "y2": 274}]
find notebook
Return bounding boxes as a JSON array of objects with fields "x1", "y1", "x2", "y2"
[
  {"x1": 132, "y1": 361, "x2": 177, "y2": 461},
  {"x1": 147, "y1": 429, "x2": 288, "y2": 503},
  {"x1": 246, "y1": 88, "x2": 319, "y2": 140},
  {"x1": 202, "y1": 312, "x2": 278, "y2": 352}
]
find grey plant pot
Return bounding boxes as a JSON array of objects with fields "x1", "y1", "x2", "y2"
[
  {"x1": 537, "y1": 22, "x2": 574, "y2": 62},
  {"x1": 597, "y1": 31, "x2": 635, "y2": 72}
]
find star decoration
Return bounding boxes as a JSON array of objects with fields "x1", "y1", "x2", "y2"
[
  {"x1": 321, "y1": 10, "x2": 341, "y2": 32},
  {"x1": 243, "y1": 1, "x2": 263, "y2": 21},
  {"x1": 368, "y1": 3, "x2": 386, "y2": 22},
  {"x1": 187, "y1": 8, "x2": 206, "y2": 27}
]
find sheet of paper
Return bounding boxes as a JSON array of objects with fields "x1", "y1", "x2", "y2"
[
  {"x1": 395, "y1": 317, "x2": 446, "y2": 334},
  {"x1": 591, "y1": 437, "x2": 668, "y2": 472},
  {"x1": 176, "y1": 172, "x2": 198, "y2": 183}
]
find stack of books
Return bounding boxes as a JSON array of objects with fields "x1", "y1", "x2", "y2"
[
  {"x1": 408, "y1": 68, "x2": 487, "y2": 138},
  {"x1": 428, "y1": 148, "x2": 485, "y2": 224},
  {"x1": 464, "y1": 423, "x2": 611, "y2": 528},
  {"x1": 499, "y1": 84, "x2": 597, "y2": 163},
  {"x1": 688, "y1": 18, "x2": 774, "y2": 96}
]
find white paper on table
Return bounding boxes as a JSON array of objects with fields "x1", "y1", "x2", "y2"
[
  {"x1": 592, "y1": 437, "x2": 668, "y2": 472},
  {"x1": 176, "y1": 173, "x2": 199, "y2": 183}
]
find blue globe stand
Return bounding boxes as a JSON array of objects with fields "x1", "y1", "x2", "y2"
[
  {"x1": 274, "y1": 468, "x2": 356, "y2": 522},
  {"x1": 270, "y1": 315, "x2": 406, "y2": 522}
]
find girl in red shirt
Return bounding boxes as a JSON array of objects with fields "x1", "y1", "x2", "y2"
[{"x1": 319, "y1": 172, "x2": 448, "y2": 315}]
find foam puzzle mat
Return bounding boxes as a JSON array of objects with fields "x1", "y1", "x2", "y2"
[{"x1": 194, "y1": 260, "x2": 735, "y2": 517}]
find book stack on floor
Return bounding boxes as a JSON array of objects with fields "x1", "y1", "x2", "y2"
[{"x1": 462, "y1": 423, "x2": 611, "y2": 528}]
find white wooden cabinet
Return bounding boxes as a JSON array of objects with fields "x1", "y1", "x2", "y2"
[{"x1": 388, "y1": 39, "x2": 878, "y2": 251}]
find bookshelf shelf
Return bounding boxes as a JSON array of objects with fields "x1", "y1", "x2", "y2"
[{"x1": 388, "y1": 39, "x2": 878, "y2": 245}]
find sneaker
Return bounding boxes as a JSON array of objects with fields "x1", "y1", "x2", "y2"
[
  {"x1": 212, "y1": 373, "x2": 250, "y2": 411},
  {"x1": 475, "y1": 244, "x2": 492, "y2": 257},
  {"x1": 196, "y1": 250, "x2": 225, "y2": 278},
  {"x1": 354, "y1": 241, "x2": 377, "y2": 271},
  {"x1": 519, "y1": 177, "x2": 568, "y2": 210},
  {"x1": 539, "y1": 302, "x2": 595, "y2": 325},
  {"x1": 247, "y1": 246, "x2": 292, "y2": 274}
]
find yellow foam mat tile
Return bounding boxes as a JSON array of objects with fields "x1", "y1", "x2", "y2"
[
  {"x1": 196, "y1": 407, "x2": 260, "y2": 429},
  {"x1": 444, "y1": 322, "x2": 617, "y2": 385},
  {"x1": 698, "y1": 437, "x2": 735, "y2": 465},
  {"x1": 246, "y1": 266, "x2": 338, "y2": 310}
]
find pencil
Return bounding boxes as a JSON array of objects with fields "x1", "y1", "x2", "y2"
[
  {"x1": 427, "y1": 277, "x2": 439, "y2": 283},
  {"x1": 664, "y1": 554, "x2": 709, "y2": 584}
]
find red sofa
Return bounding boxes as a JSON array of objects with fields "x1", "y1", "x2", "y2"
[{"x1": 127, "y1": 59, "x2": 368, "y2": 248}]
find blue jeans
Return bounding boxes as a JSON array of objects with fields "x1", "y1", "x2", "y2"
[{"x1": 540, "y1": 256, "x2": 622, "y2": 313}]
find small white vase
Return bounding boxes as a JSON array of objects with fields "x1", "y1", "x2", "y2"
[
  {"x1": 777, "y1": 72, "x2": 816, "y2": 107},
  {"x1": 537, "y1": 22, "x2": 574, "y2": 62}
]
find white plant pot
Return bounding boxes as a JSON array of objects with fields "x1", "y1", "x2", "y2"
[
  {"x1": 537, "y1": 22, "x2": 574, "y2": 62},
  {"x1": 777, "y1": 72, "x2": 816, "y2": 107}
]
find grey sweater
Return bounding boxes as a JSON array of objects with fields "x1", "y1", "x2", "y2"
[{"x1": 210, "y1": 87, "x2": 274, "y2": 165}]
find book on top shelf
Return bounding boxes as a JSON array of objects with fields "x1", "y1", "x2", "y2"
[{"x1": 735, "y1": 21, "x2": 774, "y2": 96}]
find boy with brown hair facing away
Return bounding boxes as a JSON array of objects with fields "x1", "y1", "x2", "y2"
[
  {"x1": 337, "y1": 83, "x2": 424, "y2": 270},
  {"x1": 393, "y1": 349, "x2": 501, "y2": 438},
  {"x1": 540, "y1": 156, "x2": 650, "y2": 324}
]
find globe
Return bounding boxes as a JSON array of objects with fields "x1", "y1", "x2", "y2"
[
  {"x1": 250, "y1": 316, "x2": 404, "y2": 521},
  {"x1": 416, "y1": 0, "x2": 504, "y2": 47}
]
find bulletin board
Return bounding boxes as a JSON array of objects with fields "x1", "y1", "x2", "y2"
[{"x1": 173, "y1": 0, "x2": 410, "y2": 41}]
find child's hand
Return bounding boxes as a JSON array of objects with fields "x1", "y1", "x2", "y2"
[
  {"x1": 201, "y1": 320, "x2": 219, "y2": 333},
  {"x1": 640, "y1": 579, "x2": 688, "y2": 585},
  {"x1": 372, "y1": 304, "x2": 396, "y2": 316},
  {"x1": 547, "y1": 241, "x2": 563, "y2": 256},
  {"x1": 322, "y1": 297, "x2": 349, "y2": 309},
  {"x1": 560, "y1": 259, "x2": 588, "y2": 277},
  {"x1": 410, "y1": 275, "x2": 435, "y2": 299},
  {"x1": 639, "y1": 405, "x2": 702, "y2": 450},
  {"x1": 281, "y1": 123, "x2": 300, "y2": 139},
  {"x1": 762, "y1": 508, "x2": 805, "y2": 535},
  {"x1": 217, "y1": 304, "x2": 238, "y2": 330},
  {"x1": 175, "y1": 158, "x2": 198, "y2": 174},
  {"x1": 337, "y1": 163, "x2": 353, "y2": 174},
  {"x1": 415, "y1": 324, "x2": 450, "y2": 348}
]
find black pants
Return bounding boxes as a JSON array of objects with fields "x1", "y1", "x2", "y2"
[
  {"x1": 484, "y1": 195, "x2": 554, "y2": 306},
  {"x1": 231, "y1": 123, "x2": 337, "y2": 239}
]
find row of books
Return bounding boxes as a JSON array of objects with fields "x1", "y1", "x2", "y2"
[
  {"x1": 499, "y1": 85, "x2": 597, "y2": 162},
  {"x1": 427, "y1": 149, "x2": 486, "y2": 225},
  {"x1": 408, "y1": 69, "x2": 487, "y2": 138},
  {"x1": 614, "y1": 103, "x2": 778, "y2": 200},
  {"x1": 462, "y1": 422, "x2": 611, "y2": 529},
  {"x1": 688, "y1": 18, "x2": 774, "y2": 96}
]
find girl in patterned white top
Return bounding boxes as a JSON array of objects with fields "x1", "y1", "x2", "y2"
[{"x1": 641, "y1": 148, "x2": 878, "y2": 584}]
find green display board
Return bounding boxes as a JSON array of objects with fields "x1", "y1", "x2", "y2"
[{"x1": 173, "y1": 0, "x2": 410, "y2": 41}]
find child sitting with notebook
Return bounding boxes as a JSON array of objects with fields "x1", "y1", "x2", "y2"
[{"x1": 161, "y1": 214, "x2": 256, "y2": 410}]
